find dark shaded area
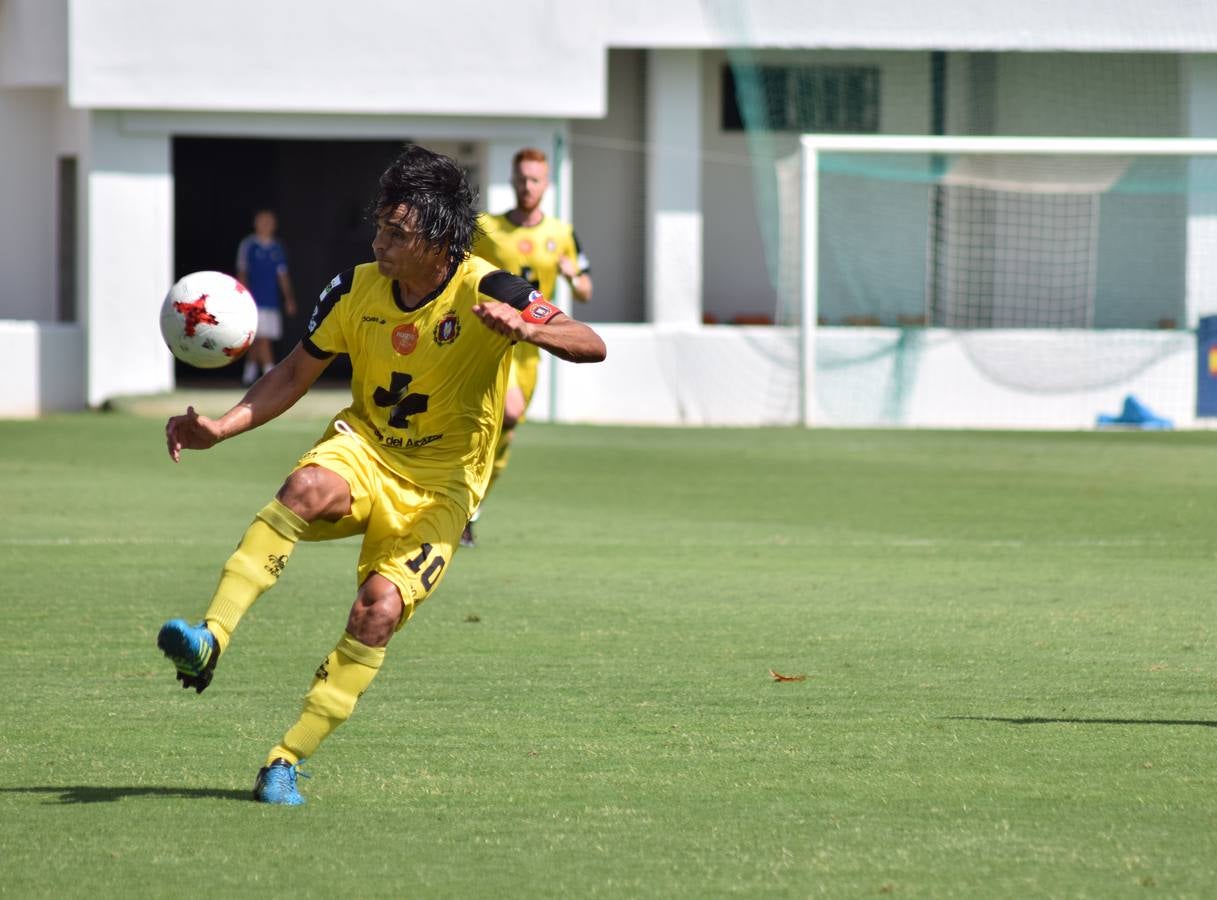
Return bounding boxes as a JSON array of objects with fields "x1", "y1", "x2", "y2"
[
  {"x1": 1, "y1": 785, "x2": 254, "y2": 804},
  {"x1": 946, "y1": 716, "x2": 1217, "y2": 728},
  {"x1": 172, "y1": 136, "x2": 405, "y2": 384}
]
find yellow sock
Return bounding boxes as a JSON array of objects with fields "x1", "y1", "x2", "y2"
[
  {"x1": 268, "y1": 632, "x2": 386, "y2": 765},
  {"x1": 203, "y1": 498, "x2": 308, "y2": 654}
]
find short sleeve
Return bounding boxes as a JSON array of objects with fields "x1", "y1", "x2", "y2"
[
  {"x1": 570, "y1": 229, "x2": 590, "y2": 275},
  {"x1": 303, "y1": 269, "x2": 354, "y2": 358},
  {"x1": 235, "y1": 236, "x2": 252, "y2": 273},
  {"x1": 478, "y1": 270, "x2": 539, "y2": 311}
]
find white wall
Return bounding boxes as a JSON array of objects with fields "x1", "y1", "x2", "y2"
[
  {"x1": 68, "y1": 0, "x2": 606, "y2": 117},
  {"x1": 0, "y1": 88, "x2": 56, "y2": 321},
  {"x1": 0, "y1": 0, "x2": 66, "y2": 87},
  {"x1": 60, "y1": 1, "x2": 1217, "y2": 121},
  {"x1": 646, "y1": 49, "x2": 702, "y2": 327},
  {"x1": 84, "y1": 112, "x2": 174, "y2": 405},
  {"x1": 570, "y1": 49, "x2": 647, "y2": 323},
  {"x1": 547, "y1": 324, "x2": 1199, "y2": 429},
  {"x1": 0, "y1": 321, "x2": 84, "y2": 417},
  {"x1": 604, "y1": 0, "x2": 1217, "y2": 52}
]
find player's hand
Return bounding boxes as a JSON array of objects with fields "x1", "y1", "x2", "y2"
[
  {"x1": 557, "y1": 255, "x2": 577, "y2": 280},
  {"x1": 165, "y1": 405, "x2": 223, "y2": 463},
  {"x1": 473, "y1": 302, "x2": 534, "y2": 343}
]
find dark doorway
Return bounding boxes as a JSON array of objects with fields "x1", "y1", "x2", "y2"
[{"x1": 172, "y1": 136, "x2": 405, "y2": 384}]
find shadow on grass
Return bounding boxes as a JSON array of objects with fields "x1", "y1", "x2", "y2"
[
  {"x1": 947, "y1": 716, "x2": 1217, "y2": 728},
  {"x1": 0, "y1": 785, "x2": 252, "y2": 804}
]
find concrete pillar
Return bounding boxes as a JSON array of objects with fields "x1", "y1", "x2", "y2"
[
  {"x1": 84, "y1": 111, "x2": 174, "y2": 405},
  {"x1": 645, "y1": 49, "x2": 702, "y2": 326},
  {"x1": 1185, "y1": 55, "x2": 1217, "y2": 327}
]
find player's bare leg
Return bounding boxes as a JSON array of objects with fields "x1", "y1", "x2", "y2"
[
  {"x1": 243, "y1": 336, "x2": 274, "y2": 385},
  {"x1": 255, "y1": 573, "x2": 404, "y2": 805}
]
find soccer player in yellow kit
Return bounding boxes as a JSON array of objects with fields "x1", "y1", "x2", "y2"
[
  {"x1": 465, "y1": 147, "x2": 593, "y2": 546},
  {"x1": 158, "y1": 144, "x2": 606, "y2": 806}
]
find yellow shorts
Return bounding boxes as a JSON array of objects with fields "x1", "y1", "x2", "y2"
[
  {"x1": 294, "y1": 428, "x2": 464, "y2": 628},
  {"x1": 507, "y1": 343, "x2": 541, "y2": 413}
]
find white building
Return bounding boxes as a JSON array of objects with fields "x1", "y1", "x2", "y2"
[{"x1": 4, "y1": 0, "x2": 1217, "y2": 425}]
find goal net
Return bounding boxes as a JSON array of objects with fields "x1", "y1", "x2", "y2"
[{"x1": 785, "y1": 136, "x2": 1217, "y2": 425}]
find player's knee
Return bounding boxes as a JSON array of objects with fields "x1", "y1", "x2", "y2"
[
  {"x1": 347, "y1": 576, "x2": 406, "y2": 646},
  {"x1": 277, "y1": 465, "x2": 350, "y2": 522}
]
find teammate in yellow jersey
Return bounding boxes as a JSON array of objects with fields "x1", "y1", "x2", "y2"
[
  {"x1": 465, "y1": 147, "x2": 593, "y2": 546},
  {"x1": 157, "y1": 144, "x2": 606, "y2": 806}
]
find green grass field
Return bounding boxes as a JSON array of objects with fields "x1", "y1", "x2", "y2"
[{"x1": 2, "y1": 408, "x2": 1215, "y2": 898}]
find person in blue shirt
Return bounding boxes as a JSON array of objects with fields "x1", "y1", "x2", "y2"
[{"x1": 236, "y1": 209, "x2": 298, "y2": 385}]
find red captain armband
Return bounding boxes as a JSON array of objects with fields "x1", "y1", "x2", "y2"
[{"x1": 521, "y1": 291, "x2": 561, "y2": 325}]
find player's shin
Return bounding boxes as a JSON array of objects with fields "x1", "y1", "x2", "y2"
[
  {"x1": 203, "y1": 498, "x2": 308, "y2": 653},
  {"x1": 268, "y1": 632, "x2": 386, "y2": 765}
]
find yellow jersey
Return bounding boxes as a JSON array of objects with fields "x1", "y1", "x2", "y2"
[
  {"x1": 473, "y1": 212, "x2": 589, "y2": 301},
  {"x1": 472, "y1": 212, "x2": 590, "y2": 386},
  {"x1": 302, "y1": 257, "x2": 542, "y2": 512}
]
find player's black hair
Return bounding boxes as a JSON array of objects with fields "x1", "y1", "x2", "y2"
[{"x1": 370, "y1": 144, "x2": 481, "y2": 263}]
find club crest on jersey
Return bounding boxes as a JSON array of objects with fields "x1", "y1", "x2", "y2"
[
  {"x1": 433, "y1": 312, "x2": 461, "y2": 345},
  {"x1": 392, "y1": 323, "x2": 419, "y2": 355},
  {"x1": 546, "y1": 239, "x2": 557, "y2": 252}
]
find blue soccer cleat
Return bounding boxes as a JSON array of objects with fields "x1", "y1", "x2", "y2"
[
  {"x1": 253, "y1": 759, "x2": 308, "y2": 806},
  {"x1": 157, "y1": 618, "x2": 219, "y2": 693}
]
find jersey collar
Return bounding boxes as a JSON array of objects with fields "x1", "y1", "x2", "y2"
[
  {"x1": 505, "y1": 210, "x2": 545, "y2": 229},
  {"x1": 392, "y1": 261, "x2": 457, "y2": 313}
]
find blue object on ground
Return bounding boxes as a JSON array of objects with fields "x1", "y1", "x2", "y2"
[{"x1": 1096, "y1": 394, "x2": 1173, "y2": 430}]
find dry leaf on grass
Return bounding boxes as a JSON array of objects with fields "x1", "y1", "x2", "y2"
[{"x1": 768, "y1": 669, "x2": 807, "y2": 682}]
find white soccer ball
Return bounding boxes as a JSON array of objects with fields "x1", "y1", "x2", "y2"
[{"x1": 160, "y1": 270, "x2": 257, "y2": 368}]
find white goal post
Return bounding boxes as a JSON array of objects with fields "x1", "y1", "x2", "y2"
[{"x1": 797, "y1": 135, "x2": 1217, "y2": 427}]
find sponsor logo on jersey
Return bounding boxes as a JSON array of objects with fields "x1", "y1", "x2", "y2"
[
  {"x1": 434, "y1": 313, "x2": 461, "y2": 345},
  {"x1": 319, "y1": 273, "x2": 343, "y2": 302},
  {"x1": 518, "y1": 239, "x2": 534, "y2": 255},
  {"x1": 362, "y1": 315, "x2": 387, "y2": 325},
  {"x1": 382, "y1": 432, "x2": 444, "y2": 449},
  {"x1": 392, "y1": 323, "x2": 419, "y2": 355}
]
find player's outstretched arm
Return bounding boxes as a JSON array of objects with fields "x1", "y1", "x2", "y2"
[
  {"x1": 472, "y1": 302, "x2": 605, "y2": 364},
  {"x1": 558, "y1": 255, "x2": 593, "y2": 302},
  {"x1": 165, "y1": 343, "x2": 331, "y2": 462}
]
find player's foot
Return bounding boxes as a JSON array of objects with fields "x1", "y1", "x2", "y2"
[
  {"x1": 253, "y1": 758, "x2": 308, "y2": 806},
  {"x1": 157, "y1": 618, "x2": 219, "y2": 693},
  {"x1": 460, "y1": 521, "x2": 476, "y2": 548}
]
